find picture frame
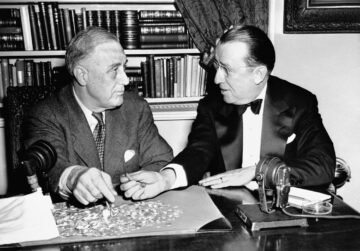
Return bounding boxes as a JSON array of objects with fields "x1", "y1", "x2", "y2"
[{"x1": 284, "y1": 0, "x2": 360, "y2": 33}]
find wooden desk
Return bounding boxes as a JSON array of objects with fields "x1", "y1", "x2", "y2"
[{"x1": 11, "y1": 188, "x2": 360, "y2": 251}]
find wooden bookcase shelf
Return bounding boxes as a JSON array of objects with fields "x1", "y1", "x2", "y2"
[
  {"x1": 0, "y1": 0, "x2": 205, "y2": 114},
  {"x1": 0, "y1": 48, "x2": 200, "y2": 57}
]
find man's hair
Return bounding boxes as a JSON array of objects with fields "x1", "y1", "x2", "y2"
[
  {"x1": 65, "y1": 26, "x2": 120, "y2": 77},
  {"x1": 218, "y1": 25, "x2": 275, "y2": 72}
]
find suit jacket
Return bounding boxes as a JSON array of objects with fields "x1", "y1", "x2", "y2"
[
  {"x1": 172, "y1": 76, "x2": 336, "y2": 187},
  {"x1": 23, "y1": 85, "x2": 173, "y2": 194}
]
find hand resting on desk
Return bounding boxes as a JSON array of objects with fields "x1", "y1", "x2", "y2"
[{"x1": 199, "y1": 165, "x2": 256, "y2": 189}]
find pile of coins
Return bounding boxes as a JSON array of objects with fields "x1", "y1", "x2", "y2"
[{"x1": 52, "y1": 201, "x2": 183, "y2": 237}]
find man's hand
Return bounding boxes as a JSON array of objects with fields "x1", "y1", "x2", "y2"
[
  {"x1": 198, "y1": 165, "x2": 256, "y2": 189},
  {"x1": 119, "y1": 169, "x2": 176, "y2": 200},
  {"x1": 66, "y1": 166, "x2": 117, "y2": 205}
]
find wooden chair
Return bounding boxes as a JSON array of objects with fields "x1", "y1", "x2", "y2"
[{"x1": 4, "y1": 86, "x2": 56, "y2": 195}]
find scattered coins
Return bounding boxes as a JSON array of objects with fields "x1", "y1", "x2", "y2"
[{"x1": 52, "y1": 201, "x2": 183, "y2": 237}]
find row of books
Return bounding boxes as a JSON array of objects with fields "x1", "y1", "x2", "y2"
[
  {"x1": 0, "y1": 9, "x2": 24, "y2": 50},
  {"x1": 141, "y1": 55, "x2": 207, "y2": 98},
  {"x1": 0, "y1": 58, "x2": 53, "y2": 101},
  {"x1": 0, "y1": 57, "x2": 206, "y2": 103},
  {"x1": 0, "y1": 3, "x2": 193, "y2": 51}
]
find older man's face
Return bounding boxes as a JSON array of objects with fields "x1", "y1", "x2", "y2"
[
  {"x1": 82, "y1": 41, "x2": 129, "y2": 110},
  {"x1": 213, "y1": 41, "x2": 260, "y2": 105}
]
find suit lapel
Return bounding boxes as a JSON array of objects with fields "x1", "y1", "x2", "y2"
[
  {"x1": 261, "y1": 79, "x2": 296, "y2": 158},
  {"x1": 104, "y1": 107, "x2": 126, "y2": 173},
  {"x1": 214, "y1": 102, "x2": 243, "y2": 170},
  {"x1": 63, "y1": 86, "x2": 101, "y2": 168}
]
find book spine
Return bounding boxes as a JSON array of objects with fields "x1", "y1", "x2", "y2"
[
  {"x1": 140, "y1": 43, "x2": 188, "y2": 49},
  {"x1": 190, "y1": 56, "x2": 200, "y2": 97},
  {"x1": 0, "y1": 34, "x2": 23, "y2": 42},
  {"x1": 139, "y1": 18, "x2": 184, "y2": 24},
  {"x1": 15, "y1": 59, "x2": 25, "y2": 87},
  {"x1": 96, "y1": 10, "x2": 102, "y2": 28},
  {"x1": 160, "y1": 59, "x2": 166, "y2": 98},
  {"x1": 63, "y1": 8, "x2": 73, "y2": 44},
  {"x1": 39, "y1": 2, "x2": 52, "y2": 50},
  {"x1": 154, "y1": 59, "x2": 161, "y2": 98},
  {"x1": 33, "y1": 4, "x2": 45, "y2": 50},
  {"x1": 138, "y1": 22, "x2": 184, "y2": 27},
  {"x1": 76, "y1": 11, "x2": 83, "y2": 32},
  {"x1": 28, "y1": 4, "x2": 39, "y2": 50},
  {"x1": 168, "y1": 57, "x2": 175, "y2": 98},
  {"x1": 139, "y1": 10, "x2": 182, "y2": 19},
  {"x1": 34, "y1": 62, "x2": 41, "y2": 86},
  {"x1": 59, "y1": 8, "x2": 67, "y2": 49},
  {"x1": 25, "y1": 60, "x2": 34, "y2": 86},
  {"x1": 0, "y1": 27, "x2": 22, "y2": 34},
  {"x1": 179, "y1": 57, "x2": 185, "y2": 97},
  {"x1": 105, "y1": 10, "x2": 111, "y2": 32},
  {"x1": 140, "y1": 61, "x2": 149, "y2": 98},
  {"x1": 140, "y1": 25, "x2": 186, "y2": 35},
  {"x1": 140, "y1": 34, "x2": 189, "y2": 44},
  {"x1": 81, "y1": 8, "x2": 87, "y2": 30},
  {"x1": 52, "y1": 3, "x2": 62, "y2": 50},
  {"x1": 0, "y1": 62, "x2": 3, "y2": 102},
  {"x1": 11, "y1": 64, "x2": 17, "y2": 87},
  {"x1": 1, "y1": 58, "x2": 10, "y2": 97},
  {"x1": 70, "y1": 9, "x2": 77, "y2": 37},
  {"x1": 20, "y1": 6, "x2": 32, "y2": 50},
  {"x1": 148, "y1": 55, "x2": 156, "y2": 98},
  {"x1": 47, "y1": 3, "x2": 58, "y2": 50},
  {"x1": 114, "y1": 10, "x2": 121, "y2": 39},
  {"x1": 87, "y1": 10, "x2": 94, "y2": 27}
]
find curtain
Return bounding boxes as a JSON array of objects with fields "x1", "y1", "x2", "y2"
[
  {"x1": 175, "y1": 0, "x2": 269, "y2": 54},
  {"x1": 175, "y1": 0, "x2": 269, "y2": 94}
]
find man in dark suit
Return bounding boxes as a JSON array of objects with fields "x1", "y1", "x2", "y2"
[
  {"x1": 120, "y1": 25, "x2": 336, "y2": 200},
  {"x1": 23, "y1": 27, "x2": 174, "y2": 205}
]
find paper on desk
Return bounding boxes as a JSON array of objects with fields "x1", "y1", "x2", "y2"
[
  {"x1": 114, "y1": 185, "x2": 231, "y2": 235},
  {"x1": 0, "y1": 190, "x2": 59, "y2": 245}
]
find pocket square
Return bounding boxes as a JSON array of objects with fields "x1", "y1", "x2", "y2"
[
  {"x1": 124, "y1": 150, "x2": 135, "y2": 163},
  {"x1": 287, "y1": 133, "x2": 296, "y2": 144}
]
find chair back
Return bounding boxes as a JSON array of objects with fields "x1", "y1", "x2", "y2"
[{"x1": 5, "y1": 86, "x2": 56, "y2": 195}]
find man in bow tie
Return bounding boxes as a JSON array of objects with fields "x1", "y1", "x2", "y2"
[{"x1": 120, "y1": 25, "x2": 336, "y2": 200}]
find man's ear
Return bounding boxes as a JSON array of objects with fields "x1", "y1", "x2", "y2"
[
  {"x1": 73, "y1": 65, "x2": 88, "y2": 86},
  {"x1": 253, "y1": 66, "x2": 268, "y2": 85}
]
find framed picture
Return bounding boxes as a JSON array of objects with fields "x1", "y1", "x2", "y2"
[{"x1": 284, "y1": 0, "x2": 360, "y2": 33}]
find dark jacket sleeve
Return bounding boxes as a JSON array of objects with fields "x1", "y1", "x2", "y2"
[
  {"x1": 171, "y1": 96, "x2": 222, "y2": 185},
  {"x1": 284, "y1": 92, "x2": 336, "y2": 187},
  {"x1": 134, "y1": 96, "x2": 174, "y2": 171}
]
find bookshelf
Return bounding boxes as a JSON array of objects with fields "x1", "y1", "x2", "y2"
[{"x1": 0, "y1": 0, "x2": 205, "y2": 113}]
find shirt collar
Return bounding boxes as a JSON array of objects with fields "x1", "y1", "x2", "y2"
[{"x1": 72, "y1": 87, "x2": 105, "y2": 130}]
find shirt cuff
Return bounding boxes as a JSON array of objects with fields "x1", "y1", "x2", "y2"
[
  {"x1": 58, "y1": 165, "x2": 77, "y2": 199},
  {"x1": 161, "y1": 163, "x2": 188, "y2": 189}
]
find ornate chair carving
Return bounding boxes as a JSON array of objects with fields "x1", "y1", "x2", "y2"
[{"x1": 5, "y1": 86, "x2": 56, "y2": 195}]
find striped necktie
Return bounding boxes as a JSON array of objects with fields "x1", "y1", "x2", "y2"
[{"x1": 92, "y1": 112, "x2": 105, "y2": 169}]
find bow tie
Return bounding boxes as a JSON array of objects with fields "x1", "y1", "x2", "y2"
[{"x1": 238, "y1": 99, "x2": 263, "y2": 115}]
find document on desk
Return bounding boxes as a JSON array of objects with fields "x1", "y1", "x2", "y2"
[
  {"x1": 0, "y1": 190, "x2": 59, "y2": 245},
  {"x1": 17, "y1": 185, "x2": 231, "y2": 247}
]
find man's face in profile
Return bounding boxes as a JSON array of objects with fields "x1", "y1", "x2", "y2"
[
  {"x1": 213, "y1": 41, "x2": 260, "y2": 105},
  {"x1": 83, "y1": 41, "x2": 129, "y2": 110}
]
